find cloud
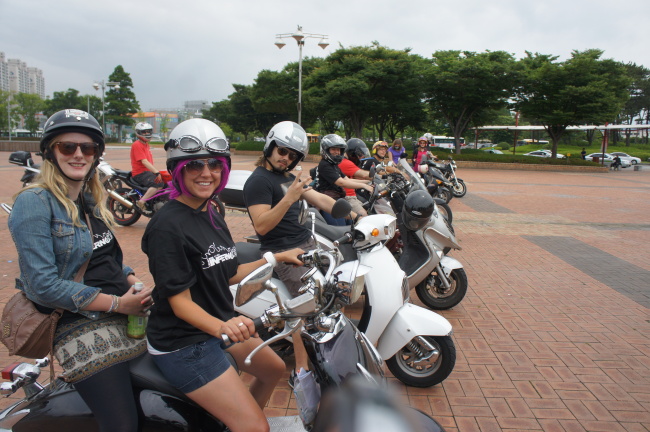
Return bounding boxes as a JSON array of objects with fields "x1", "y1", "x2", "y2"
[{"x1": 2, "y1": 0, "x2": 648, "y2": 111}]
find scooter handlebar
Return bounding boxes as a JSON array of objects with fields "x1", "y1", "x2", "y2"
[
  {"x1": 333, "y1": 232, "x2": 352, "y2": 247},
  {"x1": 221, "y1": 316, "x2": 266, "y2": 346}
]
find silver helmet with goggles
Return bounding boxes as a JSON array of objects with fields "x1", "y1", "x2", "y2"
[
  {"x1": 165, "y1": 119, "x2": 230, "y2": 171},
  {"x1": 263, "y1": 121, "x2": 308, "y2": 171}
]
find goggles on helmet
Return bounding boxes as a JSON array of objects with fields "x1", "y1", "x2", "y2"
[
  {"x1": 167, "y1": 135, "x2": 229, "y2": 154},
  {"x1": 138, "y1": 129, "x2": 153, "y2": 137}
]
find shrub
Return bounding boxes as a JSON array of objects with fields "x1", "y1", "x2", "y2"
[{"x1": 499, "y1": 142, "x2": 510, "y2": 151}]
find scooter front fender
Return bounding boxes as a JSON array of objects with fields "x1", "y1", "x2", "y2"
[
  {"x1": 440, "y1": 255, "x2": 463, "y2": 276},
  {"x1": 376, "y1": 303, "x2": 452, "y2": 359}
]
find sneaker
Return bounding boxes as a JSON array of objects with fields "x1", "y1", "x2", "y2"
[{"x1": 288, "y1": 370, "x2": 296, "y2": 389}]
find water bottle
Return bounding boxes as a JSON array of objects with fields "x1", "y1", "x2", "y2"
[{"x1": 127, "y1": 282, "x2": 146, "y2": 339}]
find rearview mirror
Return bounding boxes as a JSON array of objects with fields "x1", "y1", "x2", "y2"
[
  {"x1": 331, "y1": 198, "x2": 352, "y2": 219},
  {"x1": 235, "y1": 263, "x2": 274, "y2": 307}
]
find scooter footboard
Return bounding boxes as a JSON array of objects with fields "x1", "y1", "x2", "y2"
[{"x1": 376, "y1": 303, "x2": 453, "y2": 359}]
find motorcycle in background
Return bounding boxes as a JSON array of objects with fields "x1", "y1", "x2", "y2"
[
  {"x1": 8, "y1": 151, "x2": 41, "y2": 187},
  {"x1": 426, "y1": 155, "x2": 467, "y2": 198},
  {"x1": 102, "y1": 167, "x2": 172, "y2": 226}
]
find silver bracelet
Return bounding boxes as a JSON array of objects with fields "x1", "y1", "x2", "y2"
[
  {"x1": 106, "y1": 295, "x2": 117, "y2": 313},
  {"x1": 263, "y1": 251, "x2": 277, "y2": 268}
]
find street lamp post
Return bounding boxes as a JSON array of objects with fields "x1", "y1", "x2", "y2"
[
  {"x1": 275, "y1": 26, "x2": 329, "y2": 125},
  {"x1": 93, "y1": 80, "x2": 120, "y2": 135}
]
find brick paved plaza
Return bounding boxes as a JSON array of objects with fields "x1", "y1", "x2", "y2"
[{"x1": 0, "y1": 147, "x2": 648, "y2": 431}]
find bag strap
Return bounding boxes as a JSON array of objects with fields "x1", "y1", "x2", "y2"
[{"x1": 48, "y1": 211, "x2": 94, "y2": 382}]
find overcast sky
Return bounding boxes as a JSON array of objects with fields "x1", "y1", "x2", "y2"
[{"x1": 2, "y1": 0, "x2": 648, "y2": 112}]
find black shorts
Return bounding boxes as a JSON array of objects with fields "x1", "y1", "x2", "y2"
[{"x1": 133, "y1": 171, "x2": 163, "y2": 189}]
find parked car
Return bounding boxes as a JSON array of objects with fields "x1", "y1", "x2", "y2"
[
  {"x1": 585, "y1": 153, "x2": 631, "y2": 168},
  {"x1": 482, "y1": 148, "x2": 504, "y2": 154},
  {"x1": 610, "y1": 152, "x2": 641, "y2": 165},
  {"x1": 537, "y1": 149, "x2": 566, "y2": 159}
]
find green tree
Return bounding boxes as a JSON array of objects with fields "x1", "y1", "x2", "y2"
[
  {"x1": 105, "y1": 65, "x2": 140, "y2": 141},
  {"x1": 422, "y1": 50, "x2": 518, "y2": 154},
  {"x1": 514, "y1": 49, "x2": 630, "y2": 157},
  {"x1": 13, "y1": 93, "x2": 45, "y2": 133},
  {"x1": 204, "y1": 85, "x2": 258, "y2": 140},
  {"x1": 44, "y1": 88, "x2": 82, "y2": 116},
  {"x1": 620, "y1": 63, "x2": 650, "y2": 145}
]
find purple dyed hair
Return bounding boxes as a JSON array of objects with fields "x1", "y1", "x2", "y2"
[{"x1": 151, "y1": 156, "x2": 230, "y2": 199}]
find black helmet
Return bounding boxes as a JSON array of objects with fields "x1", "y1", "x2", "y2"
[
  {"x1": 345, "y1": 138, "x2": 371, "y2": 160},
  {"x1": 402, "y1": 190, "x2": 434, "y2": 231},
  {"x1": 40, "y1": 109, "x2": 104, "y2": 160},
  {"x1": 321, "y1": 134, "x2": 347, "y2": 164}
]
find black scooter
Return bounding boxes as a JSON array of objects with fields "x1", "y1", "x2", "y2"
[{"x1": 8, "y1": 151, "x2": 41, "y2": 188}]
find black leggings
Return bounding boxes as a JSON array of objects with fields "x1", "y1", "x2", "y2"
[{"x1": 73, "y1": 361, "x2": 139, "y2": 432}]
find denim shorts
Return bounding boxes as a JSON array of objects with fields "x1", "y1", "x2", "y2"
[{"x1": 151, "y1": 338, "x2": 232, "y2": 393}]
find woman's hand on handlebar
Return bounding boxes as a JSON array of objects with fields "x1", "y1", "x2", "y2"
[{"x1": 218, "y1": 316, "x2": 256, "y2": 343}]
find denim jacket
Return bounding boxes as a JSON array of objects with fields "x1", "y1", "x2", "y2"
[{"x1": 8, "y1": 187, "x2": 134, "y2": 319}]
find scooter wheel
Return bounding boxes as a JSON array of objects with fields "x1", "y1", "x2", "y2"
[
  {"x1": 387, "y1": 335, "x2": 455, "y2": 387},
  {"x1": 451, "y1": 179, "x2": 467, "y2": 197},
  {"x1": 415, "y1": 268, "x2": 468, "y2": 310},
  {"x1": 107, "y1": 188, "x2": 141, "y2": 226}
]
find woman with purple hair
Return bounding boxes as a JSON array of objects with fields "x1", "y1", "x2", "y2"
[{"x1": 142, "y1": 119, "x2": 303, "y2": 432}]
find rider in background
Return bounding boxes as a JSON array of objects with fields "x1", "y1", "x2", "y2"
[
  {"x1": 142, "y1": 118, "x2": 301, "y2": 432},
  {"x1": 412, "y1": 136, "x2": 438, "y2": 167},
  {"x1": 339, "y1": 138, "x2": 372, "y2": 217},
  {"x1": 361, "y1": 141, "x2": 399, "y2": 173},
  {"x1": 8, "y1": 109, "x2": 153, "y2": 432},
  {"x1": 316, "y1": 134, "x2": 373, "y2": 222},
  {"x1": 130, "y1": 122, "x2": 163, "y2": 213},
  {"x1": 388, "y1": 139, "x2": 407, "y2": 164}
]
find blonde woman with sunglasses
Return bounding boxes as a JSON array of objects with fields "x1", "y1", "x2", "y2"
[{"x1": 8, "y1": 109, "x2": 153, "y2": 432}]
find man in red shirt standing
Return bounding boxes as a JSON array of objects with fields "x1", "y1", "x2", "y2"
[{"x1": 130, "y1": 122, "x2": 163, "y2": 212}]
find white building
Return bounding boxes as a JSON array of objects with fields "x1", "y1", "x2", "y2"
[{"x1": 0, "y1": 52, "x2": 45, "y2": 98}]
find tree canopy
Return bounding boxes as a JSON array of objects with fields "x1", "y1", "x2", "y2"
[
  {"x1": 514, "y1": 49, "x2": 630, "y2": 156},
  {"x1": 105, "y1": 65, "x2": 140, "y2": 137}
]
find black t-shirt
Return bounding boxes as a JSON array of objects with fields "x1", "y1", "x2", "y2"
[
  {"x1": 84, "y1": 216, "x2": 130, "y2": 297},
  {"x1": 316, "y1": 159, "x2": 345, "y2": 197},
  {"x1": 360, "y1": 158, "x2": 379, "y2": 172},
  {"x1": 142, "y1": 200, "x2": 238, "y2": 352},
  {"x1": 243, "y1": 166, "x2": 311, "y2": 251},
  {"x1": 39, "y1": 213, "x2": 130, "y2": 324}
]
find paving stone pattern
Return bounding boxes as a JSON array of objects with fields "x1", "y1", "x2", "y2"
[{"x1": 0, "y1": 148, "x2": 649, "y2": 431}]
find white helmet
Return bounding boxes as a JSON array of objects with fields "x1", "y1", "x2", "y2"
[
  {"x1": 165, "y1": 119, "x2": 230, "y2": 171},
  {"x1": 263, "y1": 121, "x2": 308, "y2": 171},
  {"x1": 135, "y1": 122, "x2": 153, "y2": 140}
]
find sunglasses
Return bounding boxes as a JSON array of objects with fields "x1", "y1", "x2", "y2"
[
  {"x1": 169, "y1": 135, "x2": 229, "y2": 154},
  {"x1": 54, "y1": 141, "x2": 99, "y2": 156},
  {"x1": 184, "y1": 158, "x2": 225, "y2": 174},
  {"x1": 276, "y1": 147, "x2": 299, "y2": 161}
]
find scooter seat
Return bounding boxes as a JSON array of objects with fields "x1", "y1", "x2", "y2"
[{"x1": 129, "y1": 352, "x2": 237, "y2": 403}]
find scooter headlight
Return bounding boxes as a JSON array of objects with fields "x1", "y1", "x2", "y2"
[{"x1": 333, "y1": 261, "x2": 371, "y2": 305}]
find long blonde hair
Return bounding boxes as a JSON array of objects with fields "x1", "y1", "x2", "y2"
[{"x1": 15, "y1": 159, "x2": 115, "y2": 229}]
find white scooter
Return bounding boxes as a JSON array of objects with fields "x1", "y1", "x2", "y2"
[
  {"x1": 228, "y1": 199, "x2": 456, "y2": 388},
  {"x1": 360, "y1": 159, "x2": 468, "y2": 310}
]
